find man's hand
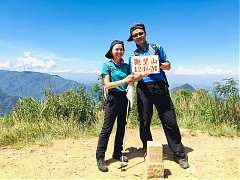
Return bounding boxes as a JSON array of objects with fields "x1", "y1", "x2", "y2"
[
  {"x1": 160, "y1": 62, "x2": 171, "y2": 70},
  {"x1": 132, "y1": 72, "x2": 149, "y2": 81}
]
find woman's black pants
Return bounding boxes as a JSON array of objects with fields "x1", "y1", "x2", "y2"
[
  {"x1": 96, "y1": 91, "x2": 128, "y2": 160},
  {"x1": 137, "y1": 81, "x2": 185, "y2": 159}
]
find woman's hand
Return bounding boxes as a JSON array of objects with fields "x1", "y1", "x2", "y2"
[
  {"x1": 124, "y1": 74, "x2": 134, "y2": 83},
  {"x1": 133, "y1": 73, "x2": 143, "y2": 81},
  {"x1": 132, "y1": 72, "x2": 148, "y2": 81}
]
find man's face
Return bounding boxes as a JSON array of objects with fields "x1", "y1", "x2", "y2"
[{"x1": 132, "y1": 29, "x2": 146, "y2": 46}]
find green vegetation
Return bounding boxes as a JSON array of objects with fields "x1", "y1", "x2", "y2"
[
  {"x1": 0, "y1": 87, "x2": 98, "y2": 147},
  {"x1": 0, "y1": 78, "x2": 239, "y2": 147},
  {"x1": 170, "y1": 78, "x2": 239, "y2": 136},
  {"x1": 127, "y1": 78, "x2": 239, "y2": 136}
]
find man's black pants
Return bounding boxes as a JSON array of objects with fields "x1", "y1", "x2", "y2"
[
  {"x1": 96, "y1": 91, "x2": 128, "y2": 160},
  {"x1": 137, "y1": 81, "x2": 185, "y2": 159}
]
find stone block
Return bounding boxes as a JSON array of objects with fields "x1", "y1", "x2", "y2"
[
  {"x1": 146, "y1": 141, "x2": 163, "y2": 164},
  {"x1": 145, "y1": 141, "x2": 164, "y2": 179}
]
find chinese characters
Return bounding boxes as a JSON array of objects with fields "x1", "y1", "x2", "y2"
[{"x1": 131, "y1": 55, "x2": 159, "y2": 74}]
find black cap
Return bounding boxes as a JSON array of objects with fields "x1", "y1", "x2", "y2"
[
  {"x1": 105, "y1": 40, "x2": 124, "y2": 59},
  {"x1": 127, "y1": 23, "x2": 146, "y2": 41}
]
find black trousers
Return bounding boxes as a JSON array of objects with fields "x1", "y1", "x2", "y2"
[
  {"x1": 96, "y1": 91, "x2": 128, "y2": 160},
  {"x1": 137, "y1": 81, "x2": 185, "y2": 159}
]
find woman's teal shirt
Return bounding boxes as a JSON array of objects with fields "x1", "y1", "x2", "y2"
[{"x1": 101, "y1": 60, "x2": 130, "y2": 92}]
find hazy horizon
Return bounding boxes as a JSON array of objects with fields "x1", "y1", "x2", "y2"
[{"x1": 56, "y1": 71, "x2": 239, "y2": 90}]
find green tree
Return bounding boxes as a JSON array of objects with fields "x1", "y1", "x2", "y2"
[
  {"x1": 214, "y1": 78, "x2": 239, "y2": 126},
  {"x1": 92, "y1": 82, "x2": 103, "y2": 102},
  {"x1": 215, "y1": 78, "x2": 238, "y2": 99}
]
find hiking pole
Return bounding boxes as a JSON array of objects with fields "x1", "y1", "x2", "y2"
[
  {"x1": 119, "y1": 83, "x2": 136, "y2": 171},
  {"x1": 120, "y1": 100, "x2": 130, "y2": 171}
]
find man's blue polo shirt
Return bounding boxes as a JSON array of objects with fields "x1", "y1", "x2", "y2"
[
  {"x1": 101, "y1": 60, "x2": 130, "y2": 92},
  {"x1": 129, "y1": 42, "x2": 168, "y2": 84}
]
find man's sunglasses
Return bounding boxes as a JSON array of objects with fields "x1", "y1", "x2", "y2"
[{"x1": 132, "y1": 31, "x2": 144, "y2": 38}]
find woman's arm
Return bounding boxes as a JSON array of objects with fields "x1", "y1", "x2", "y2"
[{"x1": 103, "y1": 74, "x2": 133, "y2": 90}]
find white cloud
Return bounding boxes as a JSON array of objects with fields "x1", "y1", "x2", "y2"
[
  {"x1": 173, "y1": 66, "x2": 238, "y2": 75},
  {"x1": 17, "y1": 51, "x2": 56, "y2": 70},
  {"x1": 0, "y1": 61, "x2": 10, "y2": 69}
]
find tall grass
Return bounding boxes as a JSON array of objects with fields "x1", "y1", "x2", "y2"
[
  {"x1": 127, "y1": 78, "x2": 239, "y2": 136},
  {"x1": 0, "y1": 87, "x2": 98, "y2": 147},
  {"x1": 0, "y1": 79, "x2": 239, "y2": 147},
  {"x1": 13, "y1": 87, "x2": 96, "y2": 127},
  {"x1": 171, "y1": 79, "x2": 239, "y2": 136}
]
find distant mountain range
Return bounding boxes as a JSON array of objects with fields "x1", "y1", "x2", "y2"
[
  {"x1": 59, "y1": 72, "x2": 238, "y2": 90},
  {"x1": 0, "y1": 89, "x2": 19, "y2": 116},
  {"x1": 1, "y1": 70, "x2": 237, "y2": 115},
  {"x1": 0, "y1": 88, "x2": 19, "y2": 116},
  {"x1": 171, "y1": 83, "x2": 196, "y2": 93},
  {"x1": 0, "y1": 70, "x2": 81, "y2": 99},
  {"x1": 0, "y1": 70, "x2": 86, "y2": 115}
]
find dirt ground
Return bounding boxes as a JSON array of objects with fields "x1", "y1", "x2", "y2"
[{"x1": 0, "y1": 128, "x2": 239, "y2": 180}]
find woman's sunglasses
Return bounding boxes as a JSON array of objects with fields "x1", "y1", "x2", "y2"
[{"x1": 132, "y1": 31, "x2": 144, "y2": 38}]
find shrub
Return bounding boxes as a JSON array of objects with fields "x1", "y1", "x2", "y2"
[
  {"x1": 13, "y1": 97, "x2": 41, "y2": 122},
  {"x1": 12, "y1": 87, "x2": 96, "y2": 126},
  {"x1": 172, "y1": 78, "x2": 239, "y2": 132}
]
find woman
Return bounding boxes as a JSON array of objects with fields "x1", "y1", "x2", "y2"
[{"x1": 96, "y1": 40, "x2": 133, "y2": 172}]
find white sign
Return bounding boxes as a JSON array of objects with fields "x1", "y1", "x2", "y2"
[{"x1": 131, "y1": 55, "x2": 160, "y2": 74}]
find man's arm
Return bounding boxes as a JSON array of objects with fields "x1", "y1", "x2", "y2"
[{"x1": 155, "y1": 45, "x2": 171, "y2": 71}]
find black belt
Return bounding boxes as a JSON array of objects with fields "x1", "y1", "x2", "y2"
[
  {"x1": 138, "y1": 80, "x2": 166, "y2": 86},
  {"x1": 108, "y1": 90, "x2": 126, "y2": 96}
]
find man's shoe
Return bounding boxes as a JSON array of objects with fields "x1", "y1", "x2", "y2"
[
  {"x1": 112, "y1": 155, "x2": 128, "y2": 162},
  {"x1": 178, "y1": 158, "x2": 190, "y2": 169},
  {"x1": 97, "y1": 159, "x2": 108, "y2": 172}
]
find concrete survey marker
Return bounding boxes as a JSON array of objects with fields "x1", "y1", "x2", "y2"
[{"x1": 145, "y1": 141, "x2": 164, "y2": 179}]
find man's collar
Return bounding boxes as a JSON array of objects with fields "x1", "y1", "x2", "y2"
[{"x1": 136, "y1": 41, "x2": 149, "y2": 52}]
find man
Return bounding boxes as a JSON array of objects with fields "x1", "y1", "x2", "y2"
[{"x1": 127, "y1": 23, "x2": 189, "y2": 169}]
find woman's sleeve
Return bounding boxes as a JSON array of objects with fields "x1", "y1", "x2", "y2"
[{"x1": 101, "y1": 63, "x2": 109, "y2": 78}]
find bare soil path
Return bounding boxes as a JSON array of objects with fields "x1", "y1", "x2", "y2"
[{"x1": 0, "y1": 128, "x2": 239, "y2": 179}]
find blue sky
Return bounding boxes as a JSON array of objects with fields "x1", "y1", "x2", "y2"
[{"x1": 0, "y1": 0, "x2": 239, "y2": 79}]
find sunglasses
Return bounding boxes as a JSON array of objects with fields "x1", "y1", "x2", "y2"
[{"x1": 132, "y1": 31, "x2": 144, "y2": 38}]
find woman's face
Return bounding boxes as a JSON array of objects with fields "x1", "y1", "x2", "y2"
[
  {"x1": 132, "y1": 29, "x2": 146, "y2": 46},
  {"x1": 111, "y1": 44, "x2": 124, "y2": 62}
]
